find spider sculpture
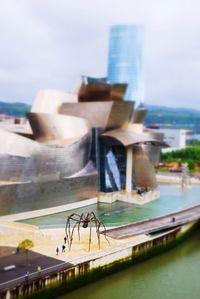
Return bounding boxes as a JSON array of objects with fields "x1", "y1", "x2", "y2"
[{"x1": 65, "y1": 212, "x2": 110, "y2": 251}]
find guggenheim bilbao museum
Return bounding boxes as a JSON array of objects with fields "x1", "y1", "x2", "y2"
[{"x1": 0, "y1": 77, "x2": 166, "y2": 216}]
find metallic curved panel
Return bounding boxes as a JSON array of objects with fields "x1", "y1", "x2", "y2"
[
  {"x1": 0, "y1": 173, "x2": 98, "y2": 216},
  {"x1": 31, "y1": 89, "x2": 78, "y2": 114},
  {"x1": 132, "y1": 108, "x2": 147, "y2": 124},
  {"x1": 0, "y1": 133, "x2": 92, "y2": 182},
  {"x1": 78, "y1": 82, "x2": 111, "y2": 102},
  {"x1": 0, "y1": 121, "x2": 33, "y2": 137},
  {"x1": 59, "y1": 101, "x2": 134, "y2": 130},
  {"x1": 101, "y1": 128, "x2": 166, "y2": 147},
  {"x1": 27, "y1": 112, "x2": 90, "y2": 144},
  {"x1": 110, "y1": 83, "x2": 127, "y2": 101},
  {"x1": 142, "y1": 130, "x2": 165, "y2": 165},
  {"x1": 106, "y1": 101, "x2": 134, "y2": 130},
  {"x1": 132, "y1": 145, "x2": 158, "y2": 189},
  {"x1": 78, "y1": 81, "x2": 128, "y2": 103},
  {"x1": 0, "y1": 154, "x2": 28, "y2": 182},
  {"x1": 59, "y1": 102, "x2": 113, "y2": 128},
  {"x1": 36, "y1": 134, "x2": 92, "y2": 178},
  {"x1": 82, "y1": 76, "x2": 107, "y2": 84},
  {"x1": 0, "y1": 128, "x2": 40, "y2": 157}
]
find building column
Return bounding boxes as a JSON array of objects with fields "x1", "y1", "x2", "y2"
[{"x1": 126, "y1": 145, "x2": 133, "y2": 192}]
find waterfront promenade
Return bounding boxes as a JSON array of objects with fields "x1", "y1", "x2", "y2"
[
  {"x1": 1, "y1": 203, "x2": 200, "y2": 292},
  {"x1": 105, "y1": 204, "x2": 200, "y2": 239}
]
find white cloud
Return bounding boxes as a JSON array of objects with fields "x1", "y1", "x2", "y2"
[{"x1": 0, "y1": 0, "x2": 200, "y2": 108}]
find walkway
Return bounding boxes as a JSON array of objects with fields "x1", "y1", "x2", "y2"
[
  {"x1": 0, "y1": 250, "x2": 70, "y2": 285},
  {"x1": 105, "y1": 204, "x2": 200, "y2": 239}
]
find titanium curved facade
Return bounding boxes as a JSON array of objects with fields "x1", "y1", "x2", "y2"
[
  {"x1": 59, "y1": 101, "x2": 134, "y2": 130},
  {"x1": 107, "y1": 24, "x2": 144, "y2": 104},
  {"x1": 132, "y1": 145, "x2": 158, "y2": 189},
  {"x1": 142, "y1": 130, "x2": 165, "y2": 166},
  {"x1": 0, "y1": 107, "x2": 98, "y2": 216},
  {"x1": 0, "y1": 81, "x2": 166, "y2": 216},
  {"x1": 132, "y1": 108, "x2": 147, "y2": 124}
]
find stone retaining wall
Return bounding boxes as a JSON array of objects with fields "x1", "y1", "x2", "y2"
[{"x1": 0, "y1": 221, "x2": 198, "y2": 299}]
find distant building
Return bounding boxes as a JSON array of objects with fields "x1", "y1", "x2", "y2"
[
  {"x1": 107, "y1": 24, "x2": 144, "y2": 105},
  {"x1": 0, "y1": 113, "x2": 14, "y2": 122},
  {"x1": 149, "y1": 128, "x2": 187, "y2": 152},
  {"x1": 186, "y1": 133, "x2": 200, "y2": 144}
]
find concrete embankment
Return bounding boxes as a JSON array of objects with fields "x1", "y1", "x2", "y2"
[
  {"x1": 156, "y1": 173, "x2": 200, "y2": 184},
  {"x1": 0, "y1": 220, "x2": 199, "y2": 299}
]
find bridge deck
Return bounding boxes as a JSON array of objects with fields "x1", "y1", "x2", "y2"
[{"x1": 105, "y1": 204, "x2": 200, "y2": 239}]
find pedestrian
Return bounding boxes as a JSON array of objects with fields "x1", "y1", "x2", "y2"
[
  {"x1": 62, "y1": 245, "x2": 65, "y2": 252},
  {"x1": 37, "y1": 265, "x2": 41, "y2": 274},
  {"x1": 64, "y1": 236, "x2": 67, "y2": 244},
  {"x1": 25, "y1": 271, "x2": 29, "y2": 283},
  {"x1": 56, "y1": 247, "x2": 59, "y2": 255}
]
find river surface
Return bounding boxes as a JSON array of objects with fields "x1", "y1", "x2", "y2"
[{"x1": 57, "y1": 230, "x2": 200, "y2": 299}]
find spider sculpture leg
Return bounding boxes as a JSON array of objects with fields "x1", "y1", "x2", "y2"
[
  {"x1": 65, "y1": 213, "x2": 81, "y2": 250},
  {"x1": 96, "y1": 220, "x2": 101, "y2": 249},
  {"x1": 77, "y1": 213, "x2": 84, "y2": 241},
  {"x1": 91, "y1": 218, "x2": 100, "y2": 249},
  {"x1": 88, "y1": 219, "x2": 92, "y2": 251},
  {"x1": 90, "y1": 213, "x2": 104, "y2": 249},
  {"x1": 70, "y1": 220, "x2": 84, "y2": 251},
  {"x1": 99, "y1": 221, "x2": 110, "y2": 246},
  {"x1": 65, "y1": 217, "x2": 71, "y2": 250},
  {"x1": 90, "y1": 211, "x2": 97, "y2": 220},
  {"x1": 89, "y1": 214, "x2": 101, "y2": 249}
]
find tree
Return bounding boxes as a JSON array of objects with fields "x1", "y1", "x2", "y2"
[
  {"x1": 187, "y1": 160, "x2": 195, "y2": 172},
  {"x1": 18, "y1": 239, "x2": 34, "y2": 265}
]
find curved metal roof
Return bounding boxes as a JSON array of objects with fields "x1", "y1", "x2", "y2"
[
  {"x1": 132, "y1": 109, "x2": 147, "y2": 124},
  {"x1": 101, "y1": 129, "x2": 168, "y2": 147}
]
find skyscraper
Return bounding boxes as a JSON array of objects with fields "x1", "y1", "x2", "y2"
[{"x1": 107, "y1": 24, "x2": 144, "y2": 104}]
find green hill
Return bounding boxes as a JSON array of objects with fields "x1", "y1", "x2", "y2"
[
  {"x1": 0, "y1": 102, "x2": 30, "y2": 117},
  {"x1": 0, "y1": 101, "x2": 200, "y2": 133},
  {"x1": 144, "y1": 105, "x2": 200, "y2": 133}
]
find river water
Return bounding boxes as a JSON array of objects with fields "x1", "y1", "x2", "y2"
[{"x1": 57, "y1": 230, "x2": 200, "y2": 299}]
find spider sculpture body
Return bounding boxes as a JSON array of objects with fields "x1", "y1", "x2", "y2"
[{"x1": 65, "y1": 212, "x2": 110, "y2": 251}]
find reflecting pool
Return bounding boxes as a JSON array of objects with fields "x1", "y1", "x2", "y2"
[{"x1": 19, "y1": 185, "x2": 200, "y2": 228}]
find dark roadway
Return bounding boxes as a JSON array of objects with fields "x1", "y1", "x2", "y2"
[{"x1": 0, "y1": 248, "x2": 72, "y2": 286}]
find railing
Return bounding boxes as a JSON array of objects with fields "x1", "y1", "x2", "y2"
[{"x1": 0, "y1": 261, "x2": 73, "y2": 291}]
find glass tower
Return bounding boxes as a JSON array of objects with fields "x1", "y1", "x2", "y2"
[{"x1": 107, "y1": 24, "x2": 144, "y2": 104}]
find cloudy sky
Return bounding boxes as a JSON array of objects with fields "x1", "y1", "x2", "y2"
[{"x1": 1, "y1": 0, "x2": 200, "y2": 108}]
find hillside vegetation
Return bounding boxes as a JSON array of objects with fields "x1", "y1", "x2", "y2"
[
  {"x1": 0, "y1": 102, "x2": 200, "y2": 132},
  {"x1": 0, "y1": 101, "x2": 30, "y2": 117},
  {"x1": 161, "y1": 147, "x2": 200, "y2": 171},
  {"x1": 145, "y1": 105, "x2": 200, "y2": 133}
]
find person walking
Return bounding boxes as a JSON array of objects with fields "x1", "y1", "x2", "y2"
[
  {"x1": 37, "y1": 265, "x2": 41, "y2": 274},
  {"x1": 62, "y1": 245, "x2": 66, "y2": 252},
  {"x1": 56, "y1": 247, "x2": 59, "y2": 255},
  {"x1": 64, "y1": 236, "x2": 67, "y2": 244},
  {"x1": 171, "y1": 217, "x2": 176, "y2": 222},
  {"x1": 25, "y1": 271, "x2": 29, "y2": 283}
]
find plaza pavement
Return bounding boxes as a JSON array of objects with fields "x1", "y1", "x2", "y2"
[{"x1": 0, "y1": 221, "x2": 150, "y2": 286}]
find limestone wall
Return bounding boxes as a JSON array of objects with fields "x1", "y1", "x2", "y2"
[{"x1": 0, "y1": 221, "x2": 197, "y2": 299}]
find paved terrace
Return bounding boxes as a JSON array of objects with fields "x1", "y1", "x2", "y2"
[{"x1": 105, "y1": 204, "x2": 200, "y2": 239}]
